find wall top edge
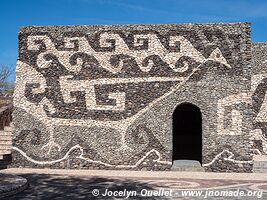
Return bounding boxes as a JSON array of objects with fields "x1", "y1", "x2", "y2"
[{"x1": 19, "y1": 22, "x2": 251, "y2": 33}]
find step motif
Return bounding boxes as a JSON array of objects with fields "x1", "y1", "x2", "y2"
[
  {"x1": 0, "y1": 140, "x2": 12, "y2": 145},
  {"x1": 0, "y1": 131, "x2": 12, "y2": 136},
  {"x1": 4, "y1": 126, "x2": 12, "y2": 132},
  {"x1": 0, "y1": 150, "x2": 11, "y2": 154},
  {"x1": 0, "y1": 135, "x2": 12, "y2": 140},
  {"x1": 0, "y1": 145, "x2": 12, "y2": 150}
]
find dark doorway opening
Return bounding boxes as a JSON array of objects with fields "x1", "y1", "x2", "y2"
[{"x1": 172, "y1": 103, "x2": 202, "y2": 164}]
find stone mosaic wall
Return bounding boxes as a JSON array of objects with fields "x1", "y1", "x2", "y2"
[
  {"x1": 12, "y1": 23, "x2": 254, "y2": 172},
  {"x1": 251, "y1": 43, "x2": 267, "y2": 156}
]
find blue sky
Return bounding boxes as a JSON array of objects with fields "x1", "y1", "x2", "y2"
[{"x1": 1, "y1": 0, "x2": 267, "y2": 82}]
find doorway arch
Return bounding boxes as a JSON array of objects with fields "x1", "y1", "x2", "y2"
[{"x1": 172, "y1": 103, "x2": 202, "y2": 163}]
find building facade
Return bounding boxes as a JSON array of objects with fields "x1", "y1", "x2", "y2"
[{"x1": 11, "y1": 23, "x2": 267, "y2": 172}]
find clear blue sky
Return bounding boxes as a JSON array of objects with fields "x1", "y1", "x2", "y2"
[{"x1": 1, "y1": 0, "x2": 267, "y2": 82}]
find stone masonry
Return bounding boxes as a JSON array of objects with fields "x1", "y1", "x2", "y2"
[{"x1": 11, "y1": 23, "x2": 267, "y2": 172}]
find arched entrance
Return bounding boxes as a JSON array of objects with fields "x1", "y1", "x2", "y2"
[{"x1": 172, "y1": 103, "x2": 202, "y2": 164}]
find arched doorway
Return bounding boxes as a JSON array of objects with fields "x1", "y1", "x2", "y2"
[{"x1": 172, "y1": 103, "x2": 202, "y2": 164}]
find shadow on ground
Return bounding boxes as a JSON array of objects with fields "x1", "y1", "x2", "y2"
[{"x1": 5, "y1": 173, "x2": 168, "y2": 200}]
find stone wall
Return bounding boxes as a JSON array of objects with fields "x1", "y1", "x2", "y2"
[
  {"x1": 251, "y1": 43, "x2": 267, "y2": 156},
  {"x1": 12, "y1": 23, "x2": 254, "y2": 172}
]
